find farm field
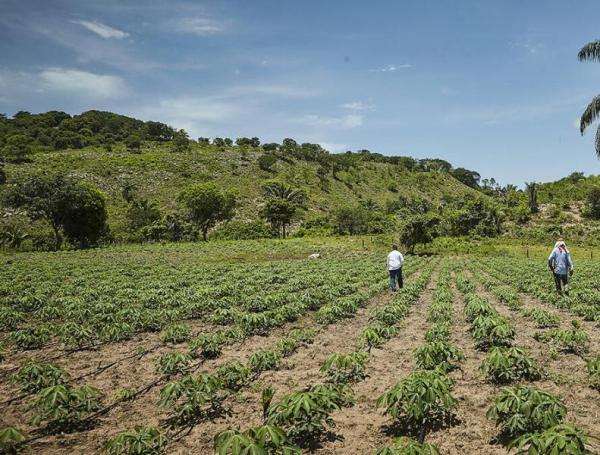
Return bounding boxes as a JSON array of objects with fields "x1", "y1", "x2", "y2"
[{"x1": 0, "y1": 239, "x2": 599, "y2": 454}]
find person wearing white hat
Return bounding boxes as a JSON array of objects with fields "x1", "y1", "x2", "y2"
[{"x1": 548, "y1": 239, "x2": 574, "y2": 296}]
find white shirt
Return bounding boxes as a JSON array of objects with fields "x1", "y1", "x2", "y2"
[{"x1": 387, "y1": 250, "x2": 404, "y2": 270}]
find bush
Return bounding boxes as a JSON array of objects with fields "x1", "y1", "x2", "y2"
[
  {"x1": 377, "y1": 370, "x2": 456, "y2": 436},
  {"x1": 30, "y1": 384, "x2": 103, "y2": 428},
  {"x1": 509, "y1": 424, "x2": 593, "y2": 455},
  {"x1": 320, "y1": 351, "x2": 368, "y2": 383},
  {"x1": 258, "y1": 153, "x2": 278, "y2": 171},
  {"x1": 480, "y1": 347, "x2": 542, "y2": 384},
  {"x1": 211, "y1": 221, "x2": 272, "y2": 240},
  {"x1": 104, "y1": 426, "x2": 168, "y2": 455},
  {"x1": 414, "y1": 341, "x2": 464, "y2": 372},
  {"x1": 486, "y1": 386, "x2": 567, "y2": 438}
]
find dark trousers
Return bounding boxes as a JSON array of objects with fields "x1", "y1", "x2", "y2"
[
  {"x1": 553, "y1": 273, "x2": 568, "y2": 294},
  {"x1": 389, "y1": 268, "x2": 403, "y2": 290}
]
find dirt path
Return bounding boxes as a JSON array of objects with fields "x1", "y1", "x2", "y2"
[
  {"x1": 311, "y1": 271, "x2": 437, "y2": 454},
  {"x1": 468, "y1": 274, "x2": 600, "y2": 453},
  {"x1": 424, "y1": 279, "x2": 505, "y2": 454}
]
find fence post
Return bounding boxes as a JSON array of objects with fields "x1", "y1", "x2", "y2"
[
  {"x1": 526, "y1": 248, "x2": 529, "y2": 258},
  {"x1": 362, "y1": 239, "x2": 365, "y2": 249}
]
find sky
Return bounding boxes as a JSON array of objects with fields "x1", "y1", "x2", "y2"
[{"x1": 1, "y1": 0, "x2": 600, "y2": 185}]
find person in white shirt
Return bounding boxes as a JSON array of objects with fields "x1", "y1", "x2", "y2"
[{"x1": 387, "y1": 244, "x2": 404, "y2": 291}]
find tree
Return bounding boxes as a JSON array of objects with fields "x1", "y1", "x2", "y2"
[
  {"x1": 172, "y1": 130, "x2": 191, "y2": 152},
  {"x1": 585, "y1": 186, "x2": 600, "y2": 219},
  {"x1": 451, "y1": 168, "x2": 481, "y2": 188},
  {"x1": 258, "y1": 153, "x2": 278, "y2": 171},
  {"x1": 262, "y1": 198, "x2": 297, "y2": 238},
  {"x1": 0, "y1": 162, "x2": 5, "y2": 184},
  {"x1": 334, "y1": 205, "x2": 369, "y2": 235},
  {"x1": 177, "y1": 183, "x2": 236, "y2": 241},
  {"x1": 261, "y1": 181, "x2": 306, "y2": 237},
  {"x1": 125, "y1": 134, "x2": 142, "y2": 153},
  {"x1": 2, "y1": 134, "x2": 33, "y2": 162},
  {"x1": 400, "y1": 214, "x2": 440, "y2": 254},
  {"x1": 126, "y1": 199, "x2": 161, "y2": 232},
  {"x1": 3, "y1": 174, "x2": 109, "y2": 250},
  {"x1": 525, "y1": 182, "x2": 539, "y2": 214},
  {"x1": 578, "y1": 41, "x2": 600, "y2": 156}
]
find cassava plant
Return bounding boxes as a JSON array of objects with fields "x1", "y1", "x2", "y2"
[
  {"x1": 414, "y1": 341, "x2": 464, "y2": 372},
  {"x1": 13, "y1": 361, "x2": 67, "y2": 393},
  {"x1": 320, "y1": 351, "x2": 368, "y2": 383},
  {"x1": 480, "y1": 347, "x2": 542, "y2": 384},
  {"x1": 374, "y1": 436, "x2": 440, "y2": 455},
  {"x1": 508, "y1": 424, "x2": 594, "y2": 455},
  {"x1": 104, "y1": 426, "x2": 168, "y2": 455},
  {"x1": 213, "y1": 424, "x2": 300, "y2": 455}
]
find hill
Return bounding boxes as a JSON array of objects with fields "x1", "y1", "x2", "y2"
[{"x1": 0, "y1": 110, "x2": 496, "y2": 248}]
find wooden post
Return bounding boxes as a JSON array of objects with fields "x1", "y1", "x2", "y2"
[
  {"x1": 526, "y1": 248, "x2": 529, "y2": 258},
  {"x1": 591, "y1": 251, "x2": 593, "y2": 260},
  {"x1": 362, "y1": 239, "x2": 365, "y2": 249}
]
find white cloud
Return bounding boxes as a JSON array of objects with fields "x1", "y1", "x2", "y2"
[
  {"x1": 340, "y1": 101, "x2": 374, "y2": 111},
  {"x1": 172, "y1": 17, "x2": 225, "y2": 36},
  {"x1": 319, "y1": 142, "x2": 348, "y2": 152},
  {"x1": 369, "y1": 63, "x2": 411, "y2": 73},
  {"x1": 512, "y1": 39, "x2": 544, "y2": 55},
  {"x1": 71, "y1": 19, "x2": 129, "y2": 39},
  {"x1": 300, "y1": 114, "x2": 363, "y2": 129},
  {"x1": 39, "y1": 68, "x2": 125, "y2": 98}
]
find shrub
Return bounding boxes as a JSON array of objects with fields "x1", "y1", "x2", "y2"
[
  {"x1": 585, "y1": 354, "x2": 600, "y2": 390},
  {"x1": 104, "y1": 426, "x2": 168, "y2": 455},
  {"x1": 13, "y1": 361, "x2": 67, "y2": 393},
  {"x1": 534, "y1": 321, "x2": 589, "y2": 355},
  {"x1": 320, "y1": 352, "x2": 368, "y2": 383},
  {"x1": 258, "y1": 153, "x2": 278, "y2": 171},
  {"x1": 480, "y1": 347, "x2": 542, "y2": 384},
  {"x1": 213, "y1": 424, "x2": 300, "y2": 455},
  {"x1": 267, "y1": 384, "x2": 352, "y2": 445},
  {"x1": 414, "y1": 341, "x2": 464, "y2": 372},
  {"x1": 156, "y1": 352, "x2": 192, "y2": 375},
  {"x1": 248, "y1": 350, "x2": 281, "y2": 374},
  {"x1": 158, "y1": 374, "x2": 222, "y2": 427},
  {"x1": 509, "y1": 424, "x2": 593, "y2": 455},
  {"x1": 30, "y1": 384, "x2": 103, "y2": 428},
  {"x1": 216, "y1": 361, "x2": 250, "y2": 391},
  {"x1": 160, "y1": 324, "x2": 192, "y2": 344},
  {"x1": 470, "y1": 315, "x2": 514, "y2": 350},
  {"x1": 0, "y1": 427, "x2": 27, "y2": 454},
  {"x1": 486, "y1": 386, "x2": 567, "y2": 438},
  {"x1": 377, "y1": 370, "x2": 456, "y2": 437}
]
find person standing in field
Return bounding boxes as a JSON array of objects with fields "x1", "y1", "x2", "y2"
[
  {"x1": 548, "y1": 239, "x2": 574, "y2": 296},
  {"x1": 387, "y1": 244, "x2": 404, "y2": 291}
]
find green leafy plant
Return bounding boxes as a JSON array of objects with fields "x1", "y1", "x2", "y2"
[
  {"x1": 213, "y1": 424, "x2": 300, "y2": 455},
  {"x1": 377, "y1": 370, "x2": 456, "y2": 441},
  {"x1": 155, "y1": 352, "x2": 192, "y2": 375},
  {"x1": 261, "y1": 386, "x2": 276, "y2": 419},
  {"x1": 480, "y1": 347, "x2": 542, "y2": 384},
  {"x1": 158, "y1": 374, "x2": 222, "y2": 427},
  {"x1": 534, "y1": 321, "x2": 590, "y2": 355},
  {"x1": 189, "y1": 333, "x2": 224, "y2": 359},
  {"x1": 585, "y1": 354, "x2": 600, "y2": 390},
  {"x1": 0, "y1": 427, "x2": 27, "y2": 454},
  {"x1": 267, "y1": 384, "x2": 352, "y2": 445},
  {"x1": 59, "y1": 322, "x2": 97, "y2": 349},
  {"x1": 374, "y1": 436, "x2": 440, "y2": 455},
  {"x1": 30, "y1": 384, "x2": 103, "y2": 428},
  {"x1": 248, "y1": 350, "x2": 281, "y2": 374},
  {"x1": 13, "y1": 361, "x2": 67, "y2": 393},
  {"x1": 114, "y1": 387, "x2": 137, "y2": 401},
  {"x1": 216, "y1": 361, "x2": 250, "y2": 391},
  {"x1": 160, "y1": 324, "x2": 192, "y2": 344},
  {"x1": 414, "y1": 341, "x2": 464, "y2": 372},
  {"x1": 508, "y1": 424, "x2": 593, "y2": 454},
  {"x1": 320, "y1": 351, "x2": 368, "y2": 383},
  {"x1": 521, "y1": 308, "x2": 560, "y2": 328},
  {"x1": 486, "y1": 386, "x2": 567, "y2": 438},
  {"x1": 470, "y1": 315, "x2": 515, "y2": 350},
  {"x1": 10, "y1": 326, "x2": 51, "y2": 350},
  {"x1": 104, "y1": 426, "x2": 168, "y2": 455},
  {"x1": 424, "y1": 324, "x2": 451, "y2": 343}
]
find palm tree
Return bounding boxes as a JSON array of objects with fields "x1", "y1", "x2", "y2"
[{"x1": 578, "y1": 41, "x2": 600, "y2": 156}]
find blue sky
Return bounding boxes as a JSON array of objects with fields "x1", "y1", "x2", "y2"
[{"x1": 1, "y1": 0, "x2": 600, "y2": 185}]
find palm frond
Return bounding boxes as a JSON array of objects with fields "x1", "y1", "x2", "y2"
[
  {"x1": 578, "y1": 41, "x2": 600, "y2": 61},
  {"x1": 580, "y1": 94, "x2": 600, "y2": 134},
  {"x1": 595, "y1": 125, "x2": 600, "y2": 158}
]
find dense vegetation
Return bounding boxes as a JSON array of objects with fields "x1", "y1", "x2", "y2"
[{"x1": 1, "y1": 110, "x2": 600, "y2": 251}]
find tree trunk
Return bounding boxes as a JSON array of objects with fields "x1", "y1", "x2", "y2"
[
  {"x1": 282, "y1": 223, "x2": 286, "y2": 238},
  {"x1": 202, "y1": 228, "x2": 208, "y2": 241},
  {"x1": 51, "y1": 224, "x2": 62, "y2": 251}
]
